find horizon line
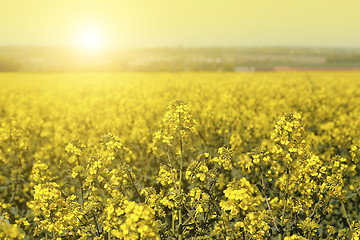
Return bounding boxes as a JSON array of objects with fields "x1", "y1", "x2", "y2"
[{"x1": 0, "y1": 45, "x2": 360, "y2": 50}]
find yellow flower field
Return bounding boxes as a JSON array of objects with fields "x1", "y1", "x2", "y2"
[{"x1": 1, "y1": 72, "x2": 360, "y2": 239}]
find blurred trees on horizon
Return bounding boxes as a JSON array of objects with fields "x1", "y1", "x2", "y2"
[{"x1": 0, "y1": 46, "x2": 359, "y2": 72}]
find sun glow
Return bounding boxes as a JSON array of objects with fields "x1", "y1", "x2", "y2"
[{"x1": 78, "y1": 28, "x2": 104, "y2": 50}]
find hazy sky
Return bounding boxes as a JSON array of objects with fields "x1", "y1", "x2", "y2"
[{"x1": 1, "y1": 0, "x2": 360, "y2": 48}]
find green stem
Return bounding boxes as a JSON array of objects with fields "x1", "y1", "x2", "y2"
[
  {"x1": 76, "y1": 156, "x2": 84, "y2": 203},
  {"x1": 260, "y1": 170, "x2": 279, "y2": 232},
  {"x1": 172, "y1": 209, "x2": 176, "y2": 234},
  {"x1": 167, "y1": 150, "x2": 179, "y2": 194},
  {"x1": 210, "y1": 199, "x2": 222, "y2": 216},
  {"x1": 101, "y1": 189, "x2": 107, "y2": 204},
  {"x1": 342, "y1": 201, "x2": 352, "y2": 230},
  {"x1": 92, "y1": 212, "x2": 101, "y2": 236},
  {"x1": 78, "y1": 176, "x2": 84, "y2": 200},
  {"x1": 178, "y1": 112, "x2": 183, "y2": 240},
  {"x1": 126, "y1": 170, "x2": 144, "y2": 202},
  {"x1": 279, "y1": 167, "x2": 290, "y2": 239}
]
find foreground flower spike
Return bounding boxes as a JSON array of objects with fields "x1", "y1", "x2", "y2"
[
  {"x1": 152, "y1": 100, "x2": 197, "y2": 240},
  {"x1": 271, "y1": 112, "x2": 307, "y2": 158},
  {"x1": 152, "y1": 99, "x2": 196, "y2": 156}
]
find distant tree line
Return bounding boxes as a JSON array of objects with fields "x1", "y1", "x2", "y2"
[
  {"x1": 0, "y1": 47, "x2": 359, "y2": 72},
  {"x1": 0, "y1": 57, "x2": 21, "y2": 71}
]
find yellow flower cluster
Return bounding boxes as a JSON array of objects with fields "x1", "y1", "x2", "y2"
[
  {"x1": 152, "y1": 99, "x2": 197, "y2": 162},
  {"x1": 214, "y1": 147, "x2": 233, "y2": 170},
  {"x1": 0, "y1": 219, "x2": 23, "y2": 239},
  {"x1": 352, "y1": 221, "x2": 360, "y2": 240},
  {"x1": 271, "y1": 112, "x2": 307, "y2": 160},
  {"x1": 30, "y1": 160, "x2": 52, "y2": 184},
  {"x1": 219, "y1": 178, "x2": 269, "y2": 239},
  {"x1": 27, "y1": 183, "x2": 80, "y2": 237},
  {"x1": 186, "y1": 153, "x2": 216, "y2": 183},
  {"x1": 163, "y1": 99, "x2": 197, "y2": 140},
  {"x1": 188, "y1": 187, "x2": 210, "y2": 214},
  {"x1": 221, "y1": 177, "x2": 261, "y2": 213},
  {"x1": 242, "y1": 211, "x2": 269, "y2": 240},
  {"x1": 284, "y1": 235, "x2": 307, "y2": 240},
  {"x1": 65, "y1": 139, "x2": 86, "y2": 156},
  {"x1": 298, "y1": 217, "x2": 319, "y2": 237},
  {"x1": 105, "y1": 199, "x2": 159, "y2": 239},
  {"x1": 157, "y1": 165, "x2": 177, "y2": 186}
]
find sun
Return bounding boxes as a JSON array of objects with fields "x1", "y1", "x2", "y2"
[{"x1": 78, "y1": 28, "x2": 104, "y2": 50}]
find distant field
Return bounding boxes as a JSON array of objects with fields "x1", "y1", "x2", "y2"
[
  {"x1": 1, "y1": 47, "x2": 360, "y2": 72},
  {"x1": 1, "y1": 72, "x2": 360, "y2": 239}
]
